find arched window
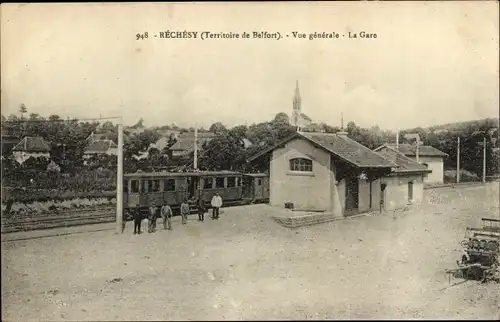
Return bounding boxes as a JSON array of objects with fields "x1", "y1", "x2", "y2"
[{"x1": 289, "y1": 158, "x2": 313, "y2": 172}]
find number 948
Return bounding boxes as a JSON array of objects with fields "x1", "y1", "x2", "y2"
[{"x1": 136, "y1": 32, "x2": 149, "y2": 40}]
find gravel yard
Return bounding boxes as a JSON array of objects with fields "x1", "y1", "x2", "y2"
[{"x1": 2, "y1": 183, "x2": 499, "y2": 321}]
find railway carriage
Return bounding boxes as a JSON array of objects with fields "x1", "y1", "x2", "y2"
[
  {"x1": 123, "y1": 170, "x2": 270, "y2": 219},
  {"x1": 241, "y1": 173, "x2": 270, "y2": 203}
]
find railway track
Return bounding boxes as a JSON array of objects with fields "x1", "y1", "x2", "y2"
[
  {"x1": 1, "y1": 208, "x2": 115, "y2": 234},
  {"x1": 1, "y1": 199, "x2": 267, "y2": 234}
]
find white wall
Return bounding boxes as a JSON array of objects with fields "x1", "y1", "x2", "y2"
[
  {"x1": 12, "y1": 151, "x2": 50, "y2": 164},
  {"x1": 407, "y1": 155, "x2": 444, "y2": 184},
  {"x1": 381, "y1": 174, "x2": 424, "y2": 211},
  {"x1": 270, "y1": 138, "x2": 332, "y2": 211}
]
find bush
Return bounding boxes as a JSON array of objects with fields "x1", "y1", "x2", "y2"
[
  {"x1": 443, "y1": 169, "x2": 480, "y2": 183},
  {"x1": 4, "y1": 197, "x2": 115, "y2": 217}
]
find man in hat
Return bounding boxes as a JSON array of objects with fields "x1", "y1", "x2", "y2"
[
  {"x1": 161, "y1": 202, "x2": 173, "y2": 231},
  {"x1": 180, "y1": 199, "x2": 190, "y2": 225},
  {"x1": 211, "y1": 192, "x2": 223, "y2": 220},
  {"x1": 133, "y1": 204, "x2": 143, "y2": 235},
  {"x1": 197, "y1": 197, "x2": 206, "y2": 222},
  {"x1": 148, "y1": 200, "x2": 158, "y2": 233}
]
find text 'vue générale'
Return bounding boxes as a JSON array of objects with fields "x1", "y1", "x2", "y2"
[{"x1": 137, "y1": 31, "x2": 379, "y2": 40}]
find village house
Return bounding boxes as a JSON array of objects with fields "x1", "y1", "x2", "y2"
[
  {"x1": 169, "y1": 132, "x2": 215, "y2": 157},
  {"x1": 85, "y1": 132, "x2": 113, "y2": 145},
  {"x1": 11, "y1": 136, "x2": 51, "y2": 164},
  {"x1": 83, "y1": 139, "x2": 118, "y2": 165},
  {"x1": 374, "y1": 147, "x2": 432, "y2": 210},
  {"x1": 374, "y1": 143, "x2": 448, "y2": 184},
  {"x1": 248, "y1": 131, "x2": 432, "y2": 217}
]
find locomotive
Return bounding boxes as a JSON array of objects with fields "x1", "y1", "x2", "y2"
[{"x1": 122, "y1": 170, "x2": 269, "y2": 219}]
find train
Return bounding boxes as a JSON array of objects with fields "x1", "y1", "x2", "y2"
[{"x1": 123, "y1": 170, "x2": 269, "y2": 219}]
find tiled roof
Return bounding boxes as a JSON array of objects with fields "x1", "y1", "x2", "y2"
[
  {"x1": 177, "y1": 132, "x2": 216, "y2": 139},
  {"x1": 86, "y1": 132, "x2": 111, "y2": 143},
  {"x1": 12, "y1": 136, "x2": 50, "y2": 152},
  {"x1": 84, "y1": 140, "x2": 116, "y2": 154},
  {"x1": 377, "y1": 143, "x2": 448, "y2": 157},
  {"x1": 248, "y1": 132, "x2": 396, "y2": 168},
  {"x1": 300, "y1": 132, "x2": 396, "y2": 167},
  {"x1": 170, "y1": 136, "x2": 213, "y2": 152},
  {"x1": 375, "y1": 148, "x2": 431, "y2": 174}
]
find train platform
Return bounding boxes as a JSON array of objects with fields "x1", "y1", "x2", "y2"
[{"x1": 1, "y1": 222, "x2": 116, "y2": 243}]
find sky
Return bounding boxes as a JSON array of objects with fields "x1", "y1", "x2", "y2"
[{"x1": 1, "y1": 2, "x2": 499, "y2": 131}]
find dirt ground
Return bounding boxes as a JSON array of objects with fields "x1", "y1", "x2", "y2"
[{"x1": 2, "y1": 183, "x2": 499, "y2": 321}]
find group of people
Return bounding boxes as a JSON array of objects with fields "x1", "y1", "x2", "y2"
[{"x1": 131, "y1": 192, "x2": 224, "y2": 235}]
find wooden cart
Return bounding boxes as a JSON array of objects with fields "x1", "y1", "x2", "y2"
[{"x1": 446, "y1": 218, "x2": 499, "y2": 283}]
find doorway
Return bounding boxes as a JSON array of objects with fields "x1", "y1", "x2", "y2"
[
  {"x1": 408, "y1": 181, "x2": 413, "y2": 202},
  {"x1": 187, "y1": 177, "x2": 199, "y2": 200},
  {"x1": 380, "y1": 183, "x2": 387, "y2": 211},
  {"x1": 345, "y1": 175, "x2": 359, "y2": 214}
]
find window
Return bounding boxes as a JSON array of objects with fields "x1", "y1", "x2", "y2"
[
  {"x1": 142, "y1": 180, "x2": 148, "y2": 193},
  {"x1": 289, "y1": 158, "x2": 313, "y2": 172},
  {"x1": 257, "y1": 178, "x2": 262, "y2": 186},
  {"x1": 131, "y1": 180, "x2": 139, "y2": 193},
  {"x1": 203, "y1": 178, "x2": 213, "y2": 189},
  {"x1": 123, "y1": 180, "x2": 129, "y2": 193},
  {"x1": 422, "y1": 163, "x2": 428, "y2": 168},
  {"x1": 215, "y1": 177, "x2": 225, "y2": 188},
  {"x1": 148, "y1": 180, "x2": 160, "y2": 192},
  {"x1": 164, "y1": 179, "x2": 176, "y2": 192},
  {"x1": 227, "y1": 177, "x2": 236, "y2": 188}
]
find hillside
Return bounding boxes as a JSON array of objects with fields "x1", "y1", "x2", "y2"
[{"x1": 405, "y1": 117, "x2": 499, "y2": 134}]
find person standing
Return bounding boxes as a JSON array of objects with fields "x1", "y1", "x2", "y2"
[
  {"x1": 180, "y1": 199, "x2": 190, "y2": 225},
  {"x1": 133, "y1": 204, "x2": 143, "y2": 235},
  {"x1": 211, "y1": 192, "x2": 223, "y2": 220},
  {"x1": 197, "y1": 198, "x2": 206, "y2": 222},
  {"x1": 161, "y1": 203, "x2": 173, "y2": 231},
  {"x1": 148, "y1": 201, "x2": 158, "y2": 233}
]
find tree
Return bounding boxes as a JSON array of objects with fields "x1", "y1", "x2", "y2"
[
  {"x1": 228, "y1": 125, "x2": 248, "y2": 140},
  {"x1": 19, "y1": 103, "x2": 27, "y2": 119},
  {"x1": 199, "y1": 133, "x2": 245, "y2": 171},
  {"x1": 124, "y1": 129, "x2": 160, "y2": 158},
  {"x1": 132, "y1": 118, "x2": 144, "y2": 128},
  {"x1": 148, "y1": 147, "x2": 164, "y2": 167},
  {"x1": 273, "y1": 112, "x2": 290, "y2": 125},
  {"x1": 322, "y1": 124, "x2": 339, "y2": 133},
  {"x1": 209, "y1": 122, "x2": 227, "y2": 135}
]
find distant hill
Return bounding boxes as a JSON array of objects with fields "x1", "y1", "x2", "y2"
[{"x1": 405, "y1": 117, "x2": 499, "y2": 134}]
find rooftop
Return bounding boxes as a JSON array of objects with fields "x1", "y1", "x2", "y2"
[
  {"x1": 84, "y1": 140, "x2": 117, "y2": 154},
  {"x1": 248, "y1": 132, "x2": 396, "y2": 168},
  {"x1": 375, "y1": 143, "x2": 448, "y2": 157},
  {"x1": 12, "y1": 136, "x2": 50, "y2": 153},
  {"x1": 124, "y1": 170, "x2": 241, "y2": 178},
  {"x1": 375, "y1": 148, "x2": 431, "y2": 174}
]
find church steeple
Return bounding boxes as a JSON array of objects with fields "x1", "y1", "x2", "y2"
[
  {"x1": 293, "y1": 80, "x2": 301, "y2": 107},
  {"x1": 292, "y1": 80, "x2": 301, "y2": 128}
]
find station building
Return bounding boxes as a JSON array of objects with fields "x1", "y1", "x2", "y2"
[{"x1": 248, "y1": 131, "x2": 431, "y2": 217}]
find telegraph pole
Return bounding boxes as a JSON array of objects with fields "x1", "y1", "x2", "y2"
[
  {"x1": 194, "y1": 125, "x2": 198, "y2": 170},
  {"x1": 416, "y1": 136, "x2": 420, "y2": 163},
  {"x1": 116, "y1": 118, "x2": 124, "y2": 234},
  {"x1": 457, "y1": 137, "x2": 460, "y2": 183},
  {"x1": 396, "y1": 130, "x2": 399, "y2": 151},
  {"x1": 482, "y1": 136, "x2": 486, "y2": 183}
]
